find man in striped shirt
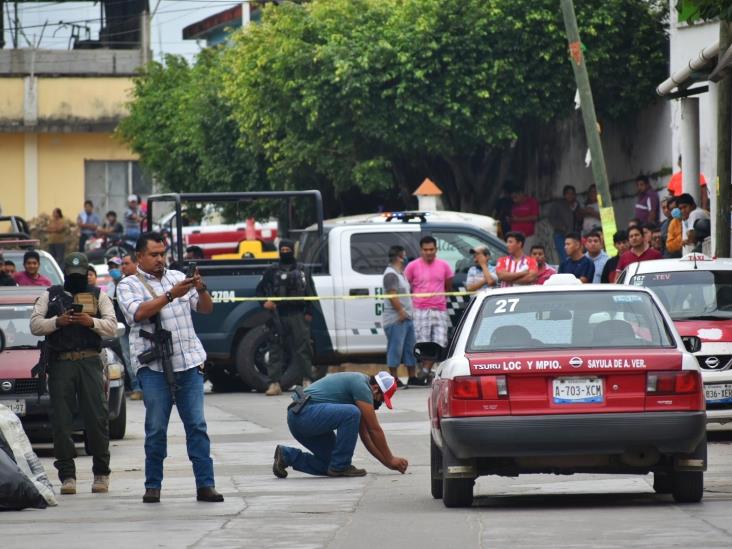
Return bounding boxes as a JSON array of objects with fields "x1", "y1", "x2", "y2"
[{"x1": 496, "y1": 232, "x2": 539, "y2": 288}]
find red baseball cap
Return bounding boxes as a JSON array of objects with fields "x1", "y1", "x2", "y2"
[{"x1": 374, "y1": 371, "x2": 397, "y2": 410}]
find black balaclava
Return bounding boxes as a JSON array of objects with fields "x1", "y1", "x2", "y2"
[
  {"x1": 64, "y1": 273, "x2": 89, "y2": 294},
  {"x1": 279, "y1": 238, "x2": 295, "y2": 265}
]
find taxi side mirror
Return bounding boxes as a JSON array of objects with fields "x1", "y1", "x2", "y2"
[
  {"x1": 0, "y1": 328, "x2": 5, "y2": 353},
  {"x1": 682, "y1": 336, "x2": 701, "y2": 353},
  {"x1": 414, "y1": 342, "x2": 446, "y2": 363}
]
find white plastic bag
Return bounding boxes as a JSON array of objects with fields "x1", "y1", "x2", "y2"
[{"x1": 0, "y1": 404, "x2": 57, "y2": 507}]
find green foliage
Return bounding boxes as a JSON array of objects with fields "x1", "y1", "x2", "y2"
[
  {"x1": 117, "y1": 49, "x2": 267, "y2": 193},
  {"x1": 221, "y1": 0, "x2": 667, "y2": 204},
  {"x1": 121, "y1": 0, "x2": 669, "y2": 212},
  {"x1": 677, "y1": 0, "x2": 732, "y2": 23}
]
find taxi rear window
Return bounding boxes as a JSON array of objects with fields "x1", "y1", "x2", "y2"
[{"x1": 467, "y1": 291, "x2": 674, "y2": 352}]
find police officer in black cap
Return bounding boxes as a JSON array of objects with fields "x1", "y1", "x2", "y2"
[
  {"x1": 256, "y1": 238, "x2": 314, "y2": 396},
  {"x1": 30, "y1": 252, "x2": 117, "y2": 495}
]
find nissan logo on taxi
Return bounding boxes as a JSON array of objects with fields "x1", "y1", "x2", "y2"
[
  {"x1": 569, "y1": 357, "x2": 583, "y2": 368},
  {"x1": 704, "y1": 356, "x2": 720, "y2": 369},
  {"x1": 1, "y1": 381, "x2": 12, "y2": 392}
]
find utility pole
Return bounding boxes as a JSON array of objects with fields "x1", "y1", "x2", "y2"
[
  {"x1": 560, "y1": 0, "x2": 618, "y2": 253},
  {"x1": 715, "y1": 20, "x2": 731, "y2": 257}
]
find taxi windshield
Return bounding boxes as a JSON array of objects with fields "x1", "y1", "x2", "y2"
[
  {"x1": 629, "y1": 270, "x2": 732, "y2": 321},
  {"x1": 0, "y1": 304, "x2": 41, "y2": 349},
  {"x1": 467, "y1": 291, "x2": 673, "y2": 352}
]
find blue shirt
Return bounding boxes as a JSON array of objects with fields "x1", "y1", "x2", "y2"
[
  {"x1": 559, "y1": 255, "x2": 595, "y2": 282},
  {"x1": 585, "y1": 250, "x2": 609, "y2": 284},
  {"x1": 77, "y1": 211, "x2": 101, "y2": 236},
  {"x1": 302, "y1": 372, "x2": 373, "y2": 406}
]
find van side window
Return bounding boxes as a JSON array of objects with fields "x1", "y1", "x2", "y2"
[
  {"x1": 350, "y1": 232, "x2": 418, "y2": 275},
  {"x1": 431, "y1": 231, "x2": 503, "y2": 275}
]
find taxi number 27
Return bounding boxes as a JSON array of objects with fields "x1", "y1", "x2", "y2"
[{"x1": 494, "y1": 298, "x2": 520, "y2": 314}]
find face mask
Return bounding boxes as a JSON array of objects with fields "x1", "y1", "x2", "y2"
[
  {"x1": 671, "y1": 207, "x2": 682, "y2": 220},
  {"x1": 64, "y1": 273, "x2": 88, "y2": 294},
  {"x1": 109, "y1": 268, "x2": 122, "y2": 281},
  {"x1": 280, "y1": 251, "x2": 295, "y2": 265}
]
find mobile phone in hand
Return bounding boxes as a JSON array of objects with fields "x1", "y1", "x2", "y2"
[
  {"x1": 186, "y1": 262, "x2": 197, "y2": 279},
  {"x1": 70, "y1": 303, "x2": 84, "y2": 314}
]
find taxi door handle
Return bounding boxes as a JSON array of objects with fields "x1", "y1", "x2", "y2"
[{"x1": 349, "y1": 288, "x2": 369, "y2": 296}]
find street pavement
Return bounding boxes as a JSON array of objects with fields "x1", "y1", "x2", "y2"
[{"x1": 2, "y1": 384, "x2": 732, "y2": 548}]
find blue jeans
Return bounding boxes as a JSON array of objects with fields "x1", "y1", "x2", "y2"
[
  {"x1": 280, "y1": 403, "x2": 361, "y2": 476},
  {"x1": 136, "y1": 367, "x2": 215, "y2": 489},
  {"x1": 385, "y1": 320, "x2": 416, "y2": 368},
  {"x1": 554, "y1": 232, "x2": 568, "y2": 263}
]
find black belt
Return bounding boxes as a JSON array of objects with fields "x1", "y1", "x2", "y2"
[{"x1": 288, "y1": 387, "x2": 311, "y2": 414}]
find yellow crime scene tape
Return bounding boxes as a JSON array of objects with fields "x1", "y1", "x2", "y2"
[{"x1": 224, "y1": 291, "x2": 476, "y2": 302}]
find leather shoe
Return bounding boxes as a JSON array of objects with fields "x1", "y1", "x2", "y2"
[
  {"x1": 142, "y1": 488, "x2": 160, "y2": 503},
  {"x1": 197, "y1": 487, "x2": 224, "y2": 502}
]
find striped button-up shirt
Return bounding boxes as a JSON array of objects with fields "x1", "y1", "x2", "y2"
[{"x1": 116, "y1": 268, "x2": 206, "y2": 374}]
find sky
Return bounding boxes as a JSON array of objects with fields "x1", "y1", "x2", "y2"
[{"x1": 2, "y1": 1, "x2": 242, "y2": 61}]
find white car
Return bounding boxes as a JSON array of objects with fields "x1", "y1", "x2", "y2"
[
  {"x1": 618, "y1": 253, "x2": 732, "y2": 424},
  {"x1": 423, "y1": 275, "x2": 706, "y2": 507}
]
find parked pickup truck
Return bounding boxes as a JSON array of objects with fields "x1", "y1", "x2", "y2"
[{"x1": 147, "y1": 192, "x2": 506, "y2": 392}]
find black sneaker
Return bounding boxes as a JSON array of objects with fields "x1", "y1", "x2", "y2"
[
  {"x1": 396, "y1": 378, "x2": 407, "y2": 389},
  {"x1": 273, "y1": 445, "x2": 288, "y2": 478},
  {"x1": 408, "y1": 376, "x2": 428, "y2": 387},
  {"x1": 327, "y1": 465, "x2": 367, "y2": 477}
]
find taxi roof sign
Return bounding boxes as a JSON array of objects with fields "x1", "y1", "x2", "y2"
[
  {"x1": 544, "y1": 274, "x2": 583, "y2": 286},
  {"x1": 680, "y1": 253, "x2": 713, "y2": 262}
]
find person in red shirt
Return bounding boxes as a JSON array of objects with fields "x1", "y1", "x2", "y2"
[
  {"x1": 615, "y1": 225, "x2": 662, "y2": 276},
  {"x1": 509, "y1": 190, "x2": 540, "y2": 239},
  {"x1": 530, "y1": 244, "x2": 556, "y2": 285},
  {"x1": 496, "y1": 232, "x2": 538, "y2": 288},
  {"x1": 13, "y1": 250, "x2": 52, "y2": 287}
]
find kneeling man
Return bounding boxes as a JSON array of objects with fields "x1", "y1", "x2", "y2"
[{"x1": 273, "y1": 372, "x2": 408, "y2": 477}]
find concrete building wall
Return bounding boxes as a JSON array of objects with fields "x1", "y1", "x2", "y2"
[
  {"x1": 527, "y1": 101, "x2": 673, "y2": 228},
  {"x1": 38, "y1": 78, "x2": 132, "y2": 124},
  {"x1": 0, "y1": 134, "x2": 26, "y2": 216},
  {"x1": 1, "y1": 132, "x2": 135, "y2": 220},
  {"x1": 668, "y1": 8, "x2": 719, "y2": 188}
]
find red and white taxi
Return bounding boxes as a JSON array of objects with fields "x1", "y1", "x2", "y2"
[
  {"x1": 420, "y1": 275, "x2": 706, "y2": 507},
  {"x1": 619, "y1": 254, "x2": 732, "y2": 424}
]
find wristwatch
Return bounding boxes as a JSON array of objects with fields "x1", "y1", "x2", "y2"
[
  {"x1": 197, "y1": 284, "x2": 208, "y2": 293},
  {"x1": 165, "y1": 291, "x2": 174, "y2": 303}
]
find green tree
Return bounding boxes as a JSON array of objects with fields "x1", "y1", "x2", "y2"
[
  {"x1": 118, "y1": 49, "x2": 267, "y2": 194},
  {"x1": 221, "y1": 0, "x2": 668, "y2": 212}
]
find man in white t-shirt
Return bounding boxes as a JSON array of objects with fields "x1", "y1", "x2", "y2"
[{"x1": 676, "y1": 193, "x2": 710, "y2": 255}]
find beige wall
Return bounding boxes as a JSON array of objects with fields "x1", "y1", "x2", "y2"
[
  {"x1": 0, "y1": 79, "x2": 25, "y2": 121},
  {"x1": 0, "y1": 76, "x2": 132, "y2": 124},
  {"x1": 38, "y1": 78, "x2": 132, "y2": 121},
  {"x1": 0, "y1": 132, "x2": 136, "y2": 219},
  {"x1": 0, "y1": 134, "x2": 25, "y2": 216},
  {"x1": 38, "y1": 133, "x2": 137, "y2": 217}
]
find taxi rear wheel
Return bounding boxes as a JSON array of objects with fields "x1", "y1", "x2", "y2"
[
  {"x1": 442, "y1": 476, "x2": 474, "y2": 508},
  {"x1": 672, "y1": 472, "x2": 703, "y2": 503},
  {"x1": 430, "y1": 437, "x2": 443, "y2": 499}
]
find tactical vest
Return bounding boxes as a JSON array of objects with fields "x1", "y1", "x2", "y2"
[
  {"x1": 45, "y1": 285, "x2": 103, "y2": 352},
  {"x1": 273, "y1": 264, "x2": 308, "y2": 298}
]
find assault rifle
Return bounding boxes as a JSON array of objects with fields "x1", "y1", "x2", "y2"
[
  {"x1": 30, "y1": 340, "x2": 50, "y2": 402},
  {"x1": 138, "y1": 314, "x2": 178, "y2": 403}
]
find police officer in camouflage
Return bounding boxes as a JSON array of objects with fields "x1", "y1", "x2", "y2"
[
  {"x1": 30, "y1": 252, "x2": 117, "y2": 495},
  {"x1": 256, "y1": 239, "x2": 314, "y2": 396}
]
